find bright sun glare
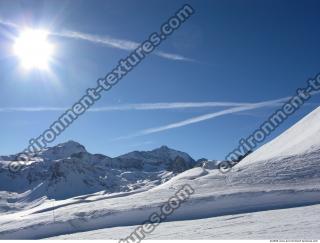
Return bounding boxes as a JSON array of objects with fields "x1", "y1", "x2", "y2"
[{"x1": 13, "y1": 29, "x2": 54, "y2": 70}]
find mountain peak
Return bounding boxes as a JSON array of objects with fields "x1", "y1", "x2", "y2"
[
  {"x1": 39, "y1": 140, "x2": 87, "y2": 160},
  {"x1": 158, "y1": 145, "x2": 169, "y2": 150},
  {"x1": 152, "y1": 145, "x2": 174, "y2": 152},
  {"x1": 56, "y1": 140, "x2": 86, "y2": 150}
]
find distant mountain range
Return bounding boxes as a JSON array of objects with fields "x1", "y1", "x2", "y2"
[{"x1": 0, "y1": 141, "x2": 196, "y2": 201}]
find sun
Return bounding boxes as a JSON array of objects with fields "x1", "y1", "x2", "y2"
[{"x1": 13, "y1": 29, "x2": 54, "y2": 70}]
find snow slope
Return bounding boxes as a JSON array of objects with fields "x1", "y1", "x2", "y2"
[
  {"x1": 0, "y1": 107, "x2": 320, "y2": 239},
  {"x1": 240, "y1": 106, "x2": 320, "y2": 165},
  {"x1": 49, "y1": 203, "x2": 320, "y2": 240}
]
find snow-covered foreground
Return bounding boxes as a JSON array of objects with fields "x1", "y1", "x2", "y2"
[
  {"x1": 1, "y1": 107, "x2": 320, "y2": 239},
  {"x1": 49, "y1": 203, "x2": 320, "y2": 240}
]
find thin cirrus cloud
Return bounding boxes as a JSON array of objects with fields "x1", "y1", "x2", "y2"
[
  {"x1": 0, "y1": 18, "x2": 194, "y2": 62},
  {"x1": 115, "y1": 96, "x2": 292, "y2": 140},
  {"x1": 0, "y1": 100, "x2": 281, "y2": 112}
]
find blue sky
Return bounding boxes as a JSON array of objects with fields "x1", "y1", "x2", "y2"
[{"x1": 0, "y1": 0, "x2": 320, "y2": 160}]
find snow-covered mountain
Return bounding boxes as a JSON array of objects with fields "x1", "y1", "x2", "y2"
[
  {"x1": 118, "y1": 145, "x2": 194, "y2": 172},
  {"x1": 37, "y1": 140, "x2": 88, "y2": 160},
  {"x1": 0, "y1": 141, "x2": 195, "y2": 204},
  {"x1": 0, "y1": 107, "x2": 320, "y2": 239}
]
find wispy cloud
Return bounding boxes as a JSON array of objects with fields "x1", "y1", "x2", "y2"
[
  {"x1": 56, "y1": 30, "x2": 194, "y2": 62},
  {"x1": 155, "y1": 50, "x2": 194, "y2": 62},
  {"x1": 0, "y1": 107, "x2": 68, "y2": 112},
  {"x1": 0, "y1": 18, "x2": 19, "y2": 29},
  {"x1": 128, "y1": 141, "x2": 154, "y2": 147},
  {"x1": 55, "y1": 30, "x2": 139, "y2": 51},
  {"x1": 115, "y1": 96, "x2": 292, "y2": 140},
  {"x1": 0, "y1": 100, "x2": 282, "y2": 112},
  {"x1": 0, "y1": 19, "x2": 194, "y2": 62}
]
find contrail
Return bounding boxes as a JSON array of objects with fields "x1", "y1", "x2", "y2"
[
  {"x1": 0, "y1": 100, "x2": 284, "y2": 112},
  {"x1": 0, "y1": 19, "x2": 194, "y2": 62},
  {"x1": 115, "y1": 96, "x2": 292, "y2": 140}
]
